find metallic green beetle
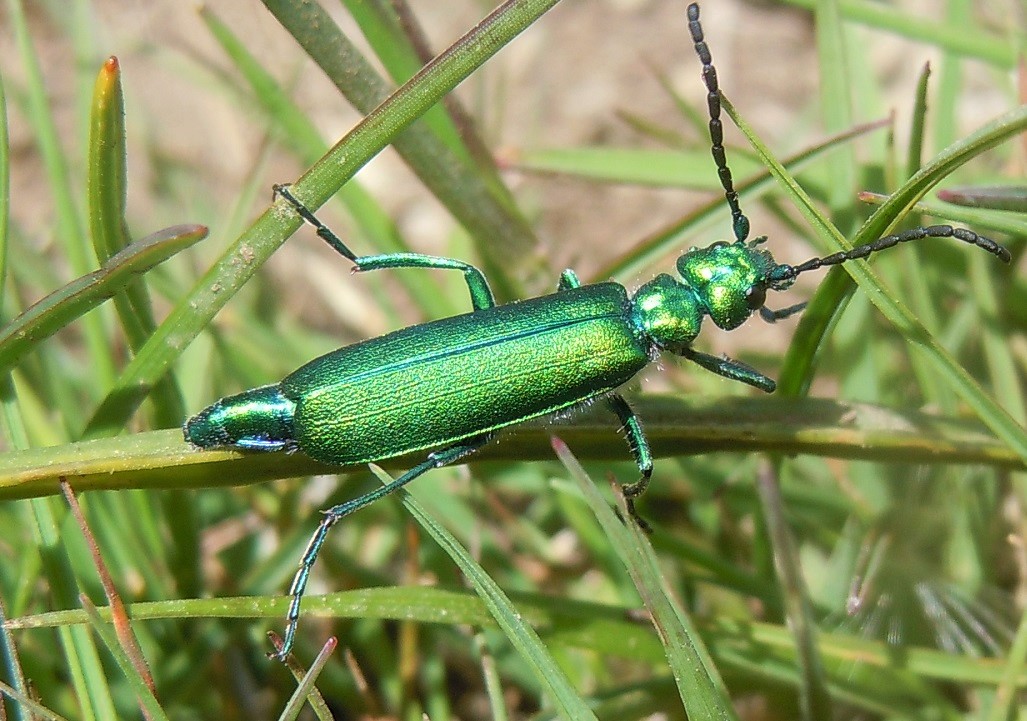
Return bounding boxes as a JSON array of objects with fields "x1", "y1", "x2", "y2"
[{"x1": 184, "y1": 3, "x2": 1011, "y2": 661}]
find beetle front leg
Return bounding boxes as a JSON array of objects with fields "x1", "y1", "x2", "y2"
[
  {"x1": 270, "y1": 432, "x2": 495, "y2": 662},
  {"x1": 274, "y1": 184, "x2": 495, "y2": 310},
  {"x1": 679, "y1": 346, "x2": 777, "y2": 393},
  {"x1": 605, "y1": 392, "x2": 654, "y2": 532}
]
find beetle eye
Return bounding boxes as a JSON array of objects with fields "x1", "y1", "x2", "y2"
[{"x1": 745, "y1": 284, "x2": 767, "y2": 311}]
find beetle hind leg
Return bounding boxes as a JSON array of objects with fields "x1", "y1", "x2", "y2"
[{"x1": 270, "y1": 432, "x2": 495, "y2": 662}]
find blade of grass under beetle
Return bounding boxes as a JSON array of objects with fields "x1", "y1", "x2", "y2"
[
  {"x1": 725, "y1": 95, "x2": 1027, "y2": 467},
  {"x1": 0, "y1": 395, "x2": 1019, "y2": 500},
  {"x1": 17, "y1": 587, "x2": 1026, "y2": 691},
  {"x1": 553, "y1": 439, "x2": 740, "y2": 721},
  {"x1": 82, "y1": 0, "x2": 563, "y2": 440},
  {"x1": 368, "y1": 465, "x2": 600, "y2": 721}
]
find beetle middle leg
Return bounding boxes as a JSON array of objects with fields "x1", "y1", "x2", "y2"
[
  {"x1": 274, "y1": 184, "x2": 495, "y2": 311},
  {"x1": 271, "y1": 432, "x2": 495, "y2": 661},
  {"x1": 556, "y1": 271, "x2": 655, "y2": 528},
  {"x1": 605, "y1": 393, "x2": 655, "y2": 532}
]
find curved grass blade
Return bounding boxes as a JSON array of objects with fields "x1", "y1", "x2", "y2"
[
  {"x1": 0, "y1": 225, "x2": 206, "y2": 373},
  {"x1": 87, "y1": 58, "x2": 192, "y2": 431},
  {"x1": 87, "y1": 57, "x2": 130, "y2": 267}
]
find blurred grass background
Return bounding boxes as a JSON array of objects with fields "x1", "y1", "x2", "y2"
[{"x1": 0, "y1": 0, "x2": 1024, "y2": 719}]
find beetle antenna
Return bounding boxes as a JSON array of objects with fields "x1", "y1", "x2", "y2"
[
  {"x1": 687, "y1": 3, "x2": 750, "y2": 244},
  {"x1": 768, "y1": 224, "x2": 1012, "y2": 285}
]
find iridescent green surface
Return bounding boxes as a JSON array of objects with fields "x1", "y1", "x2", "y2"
[
  {"x1": 675, "y1": 240, "x2": 779, "y2": 330},
  {"x1": 283, "y1": 283, "x2": 648, "y2": 464},
  {"x1": 184, "y1": 384, "x2": 295, "y2": 451}
]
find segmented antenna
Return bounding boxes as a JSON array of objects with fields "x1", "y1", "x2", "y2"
[
  {"x1": 768, "y1": 224, "x2": 1012, "y2": 284},
  {"x1": 687, "y1": 3, "x2": 750, "y2": 243}
]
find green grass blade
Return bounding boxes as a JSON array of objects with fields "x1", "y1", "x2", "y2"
[
  {"x1": 0, "y1": 225, "x2": 206, "y2": 373},
  {"x1": 13, "y1": 587, "x2": 1026, "y2": 689},
  {"x1": 79, "y1": 597, "x2": 170, "y2": 721},
  {"x1": 781, "y1": 0, "x2": 1016, "y2": 67},
  {"x1": 515, "y1": 147, "x2": 763, "y2": 186},
  {"x1": 1, "y1": 396, "x2": 1018, "y2": 500},
  {"x1": 83, "y1": 53, "x2": 189, "y2": 431},
  {"x1": 370, "y1": 465, "x2": 600, "y2": 721},
  {"x1": 554, "y1": 439, "x2": 740, "y2": 721},
  {"x1": 341, "y1": 0, "x2": 467, "y2": 156},
  {"x1": 86, "y1": 57, "x2": 130, "y2": 267},
  {"x1": 263, "y1": 0, "x2": 536, "y2": 299}
]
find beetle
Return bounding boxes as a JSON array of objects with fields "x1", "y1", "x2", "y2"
[{"x1": 184, "y1": 3, "x2": 1011, "y2": 661}]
